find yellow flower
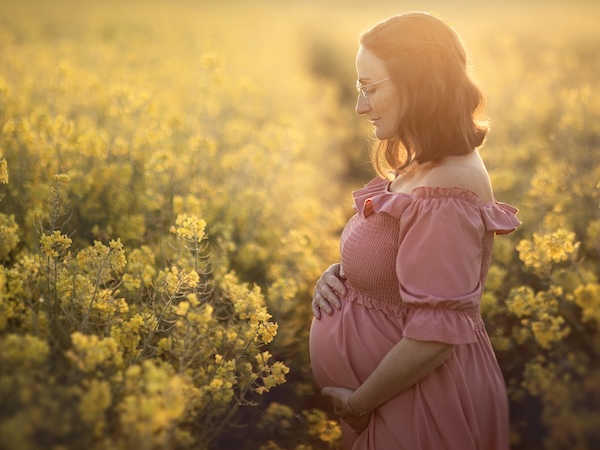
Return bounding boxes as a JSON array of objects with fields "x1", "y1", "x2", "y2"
[
  {"x1": 255, "y1": 351, "x2": 271, "y2": 367},
  {"x1": 170, "y1": 214, "x2": 206, "y2": 242},
  {"x1": 175, "y1": 301, "x2": 190, "y2": 317},
  {"x1": 66, "y1": 332, "x2": 123, "y2": 373},
  {"x1": 78, "y1": 379, "x2": 112, "y2": 437},
  {"x1": 39, "y1": 230, "x2": 72, "y2": 258},
  {"x1": 0, "y1": 334, "x2": 49, "y2": 370},
  {"x1": 53, "y1": 173, "x2": 71, "y2": 184},
  {"x1": 507, "y1": 285, "x2": 570, "y2": 349},
  {"x1": 304, "y1": 409, "x2": 343, "y2": 444},
  {"x1": 531, "y1": 315, "x2": 570, "y2": 350},
  {"x1": 507, "y1": 286, "x2": 535, "y2": 318},
  {"x1": 0, "y1": 159, "x2": 8, "y2": 184},
  {"x1": 119, "y1": 361, "x2": 188, "y2": 444},
  {"x1": 573, "y1": 283, "x2": 600, "y2": 325},
  {"x1": 517, "y1": 229, "x2": 580, "y2": 276},
  {"x1": 0, "y1": 213, "x2": 20, "y2": 260}
]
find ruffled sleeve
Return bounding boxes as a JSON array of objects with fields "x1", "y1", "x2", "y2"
[
  {"x1": 351, "y1": 177, "x2": 521, "y2": 345},
  {"x1": 389, "y1": 188, "x2": 519, "y2": 345}
]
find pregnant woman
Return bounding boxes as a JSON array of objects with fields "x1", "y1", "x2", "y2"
[{"x1": 309, "y1": 12, "x2": 520, "y2": 450}]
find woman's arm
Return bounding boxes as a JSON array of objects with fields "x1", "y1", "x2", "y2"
[
  {"x1": 322, "y1": 337, "x2": 454, "y2": 425},
  {"x1": 350, "y1": 337, "x2": 453, "y2": 413}
]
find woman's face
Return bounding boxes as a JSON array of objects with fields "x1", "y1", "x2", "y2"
[{"x1": 355, "y1": 45, "x2": 402, "y2": 140}]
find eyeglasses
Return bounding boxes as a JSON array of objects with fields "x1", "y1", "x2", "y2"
[{"x1": 355, "y1": 77, "x2": 392, "y2": 98}]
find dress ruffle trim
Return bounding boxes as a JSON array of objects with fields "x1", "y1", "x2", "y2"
[
  {"x1": 352, "y1": 177, "x2": 521, "y2": 235},
  {"x1": 403, "y1": 306, "x2": 480, "y2": 345},
  {"x1": 344, "y1": 290, "x2": 482, "y2": 345}
]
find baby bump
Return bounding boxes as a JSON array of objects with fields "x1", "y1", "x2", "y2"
[{"x1": 309, "y1": 295, "x2": 406, "y2": 390}]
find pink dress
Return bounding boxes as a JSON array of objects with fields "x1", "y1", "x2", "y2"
[{"x1": 310, "y1": 177, "x2": 520, "y2": 450}]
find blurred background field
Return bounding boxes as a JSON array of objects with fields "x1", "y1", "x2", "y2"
[{"x1": 0, "y1": 0, "x2": 599, "y2": 449}]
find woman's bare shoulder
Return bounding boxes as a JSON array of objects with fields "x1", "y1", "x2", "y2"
[{"x1": 421, "y1": 152, "x2": 494, "y2": 202}]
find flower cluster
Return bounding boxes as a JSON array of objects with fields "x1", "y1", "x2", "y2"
[
  {"x1": 221, "y1": 272, "x2": 279, "y2": 345},
  {"x1": 0, "y1": 159, "x2": 8, "y2": 184},
  {"x1": 507, "y1": 286, "x2": 571, "y2": 349},
  {"x1": 0, "y1": 213, "x2": 19, "y2": 261},
  {"x1": 39, "y1": 230, "x2": 72, "y2": 258},
  {"x1": 516, "y1": 228, "x2": 580, "y2": 276},
  {"x1": 170, "y1": 214, "x2": 207, "y2": 243}
]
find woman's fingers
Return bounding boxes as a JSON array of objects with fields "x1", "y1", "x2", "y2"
[
  {"x1": 312, "y1": 288, "x2": 338, "y2": 319},
  {"x1": 312, "y1": 292, "x2": 332, "y2": 318},
  {"x1": 346, "y1": 414, "x2": 369, "y2": 434},
  {"x1": 326, "y1": 265, "x2": 347, "y2": 294},
  {"x1": 312, "y1": 264, "x2": 347, "y2": 319},
  {"x1": 311, "y1": 298, "x2": 322, "y2": 320},
  {"x1": 319, "y1": 283, "x2": 342, "y2": 310},
  {"x1": 322, "y1": 387, "x2": 366, "y2": 417},
  {"x1": 320, "y1": 271, "x2": 346, "y2": 303},
  {"x1": 322, "y1": 386, "x2": 370, "y2": 434},
  {"x1": 328, "y1": 278, "x2": 347, "y2": 300},
  {"x1": 332, "y1": 263, "x2": 346, "y2": 281}
]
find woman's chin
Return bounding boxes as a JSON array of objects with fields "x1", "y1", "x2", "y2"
[{"x1": 374, "y1": 128, "x2": 390, "y2": 140}]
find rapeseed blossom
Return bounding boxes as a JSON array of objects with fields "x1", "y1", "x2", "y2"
[
  {"x1": 39, "y1": 230, "x2": 72, "y2": 258},
  {"x1": 516, "y1": 228, "x2": 580, "y2": 279},
  {"x1": 0, "y1": 214, "x2": 19, "y2": 260},
  {"x1": 0, "y1": 159, "x2": 8, "y2": 184},
  {"x1": 573, "y1": 283, "x2": 600, "y2": 325}
]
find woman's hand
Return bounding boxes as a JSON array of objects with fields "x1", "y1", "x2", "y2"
[
  {"x1": 321, "y1": 386, "x2": 370, "y2": 434},
  {"x1": 312, "y1": 263, "x2": 347, "y2": 320}
]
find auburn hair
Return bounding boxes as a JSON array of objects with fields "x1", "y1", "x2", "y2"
[{"x1": 359, "y1": 12, "x2": 489, "y2": 177}]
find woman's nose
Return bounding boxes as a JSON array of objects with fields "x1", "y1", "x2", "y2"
[{"x1": 355, "y1": 95, "x2": 370, "y2": 115}]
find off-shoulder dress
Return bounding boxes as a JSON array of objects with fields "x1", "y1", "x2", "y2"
[{"x1": 309, "y1": 177, "x2": 520, "y2": 450}]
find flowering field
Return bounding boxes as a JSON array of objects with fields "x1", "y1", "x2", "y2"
[{"x1": 0, "y1": 0, "x2": 599, "y2": 449}]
